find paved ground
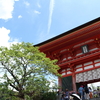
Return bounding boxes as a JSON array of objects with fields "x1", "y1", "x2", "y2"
[{"x1": 89, "y1": 98, "x2": 100, "y2": 100}]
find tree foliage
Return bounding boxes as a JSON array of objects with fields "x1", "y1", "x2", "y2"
[
  {"x1": 0, "y1": 42, "x2": 60, "y2": 100},
  {"x1": 0, "y1": 82, "x2": 19, "y2": 100},
  {"x1": 41, "y1": 91, "x2": 57, "y2": 100}
]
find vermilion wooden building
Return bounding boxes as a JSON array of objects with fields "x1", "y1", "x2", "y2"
[{"x1": 35, "y1": 17, "x2": 100, "y2": 92}]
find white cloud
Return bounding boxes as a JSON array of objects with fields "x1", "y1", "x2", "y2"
[
  {"x1": 47, "y1": 0, "x2": 55, "y2": 34},
  {"x1": 0, "y1": 27, "x2": 10, "y2": 46},
  {"x1": 15, "y1": 0, "x2": 19, "y2": 1},
  {"x1": 18, "y1": 15, "x2": 22, "y2": 18},
  {"x1": 0, "y1": 0, "x2": 15, "y2": 20},
  {"x1": 0, "y1": 27, "x2": 19, "y2": 47},
  {"x1": 34, "y1": 10, "x2": 41, "y2": 14},
  {"x1": 24, "y1": 1, "x2": 30, "y2": 7},
  {"x1": 37, "y1": 2, "x2": 41, "y2": 8},
  {"x1": 0, "y1": 27, "x2": 20, "y2": 83}
]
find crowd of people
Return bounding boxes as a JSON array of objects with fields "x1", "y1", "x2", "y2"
[
  {"x1": 78, "y1": 85, "x2": 100, "y2": 100},
  {"x1": 57, "y1": 85, "x2": 100, "y2": 100},
  {"x1": 58, "y1": 89, "x2": 80, "y2": 100}
]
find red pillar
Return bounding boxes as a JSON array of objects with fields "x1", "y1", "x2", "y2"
[
  {"x1": 58, "y1": 77, "x2": 62, "y2": 92},
  {"x1": 72, "y1": 72, "x2": 77, "y2": 92}
]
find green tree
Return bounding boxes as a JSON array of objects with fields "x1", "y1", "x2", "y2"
[
  {"x1": 0, "y1": 82, "x2": 19, "y2": 100},
  {"x1": 0, "y1": 42, "x2": 60, "y2": 100}
]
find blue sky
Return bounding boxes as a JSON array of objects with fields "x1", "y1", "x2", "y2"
[
  {"x1": 0, "y1": 0, "x2": 100, "y2": 86},
  {"x1": 0, "y1": 0, "x2": 100, "y2": 47}
]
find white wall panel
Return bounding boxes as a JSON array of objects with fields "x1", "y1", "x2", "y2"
[
  {"x1": 92, "y1": 69, "x2": 98, "y2": 79},
  {"x1": 76, "y1": 64, "x2": 82, "y2": 68},
  {"x1": 84, "y1": 65, "x2": 93, "y2": 70},
  {"x1": 76, "y1": 74, "x2": 79, "y2": 82},
  {"x1": 84, "y1": 61, "x2": 93, "y2": 66},
  {"x1": 62, "y1": 73, "x2": 66, "y2": 76},
  {"x1": 78, "y1": 73, "x2": 83, "y2": 82},
  {"x1": 87, "y1": 71, "x2": 93, "y2": 80},
  {"x1": 75, "y1": 68, "x2": 83, "y2": 72},
  {"x1": 61, "y1": 69, "x2": 66, "y2": 72},
  {"x1": 94, "y1": 59, "x2": 100, "y2": 63},
  {"x1": 67, "y1": 71, "x2": 72, "y2": 74},
  {"x1": 76, "y1": 68, "x2": 100, "y2": 83},
  {"x1": 97, "y1": 68, "x2": 100, "y2": 78},
  {"x1": 95, "y1": 63, "x2": 100, "y2": 67}
]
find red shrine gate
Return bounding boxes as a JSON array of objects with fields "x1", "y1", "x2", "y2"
[{"x1": 35, "y1": 17, "x2": 100, "y2": 92}]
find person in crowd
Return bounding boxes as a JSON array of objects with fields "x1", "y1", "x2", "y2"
[
  {"x1": 56, "y1": 90, "x2": 60, "y2": 100},
  {"x1": 89, "y1": 87, "x2": 93, "y2": 98},
  {"x1": 57, "y1": 90, "x2": 59, "y2": 96},
  {"x1": 61, "y1": 91, "x2": 65, "y2": 100},
  {"x1": 93, "y1": 89, "x2": 98, "y2": 98},
  {"x1": 59, "y1": 91, "x2": 65, "y2": 100},
  {"x1": 61, "y1": 93, "x2": 65, "y2": 100},
  {"x1": 64, "y1": 89, "x2": 69, "y2": 100},
  {"x1": 84, "y1": 85, "x2": 89, "y2": 100},
  {"x1": 97, "y1": 88, "x2": 100, "y2": 97},
  {"x1": 78, "y1": 85, "x2": 84, "y2": 100}
]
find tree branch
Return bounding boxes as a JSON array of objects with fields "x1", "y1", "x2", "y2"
[{"x1": 1, "y1": 62, "x2": 22, "y2": 90}]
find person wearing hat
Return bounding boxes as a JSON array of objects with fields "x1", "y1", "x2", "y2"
[{"x1": 78, "y1": 85, "x2": 84, "y2": 100}]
